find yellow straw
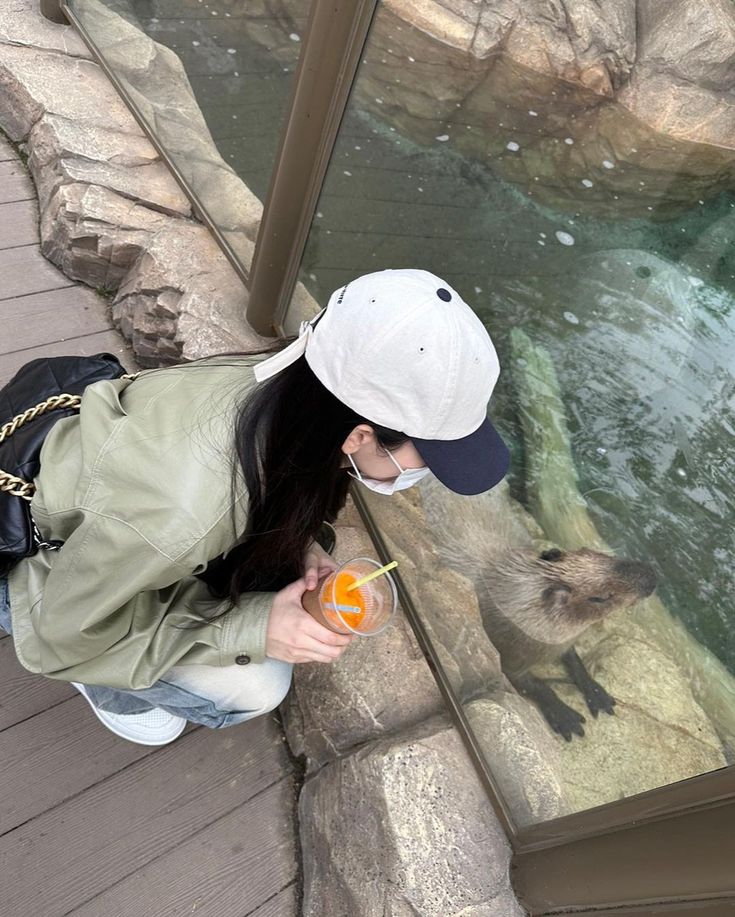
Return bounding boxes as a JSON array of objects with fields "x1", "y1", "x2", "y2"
[{"x1": 346, "y1": 560, "x2": 398, "y2": 592}]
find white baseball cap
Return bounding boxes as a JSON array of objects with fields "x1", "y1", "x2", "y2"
[{"x1": 254, "y1": 269, "x2": 509, "y2": 494}]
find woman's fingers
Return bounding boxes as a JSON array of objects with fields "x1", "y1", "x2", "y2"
[
  {"x1": 266, "y1": 576, "x2": 354, "y2": 665},
  {"x1": 302, "y1": 542, "x2": 338, "y2": 591},
  {"x1": 299, "y1": 613, "x2": 352, "y2": 647}
]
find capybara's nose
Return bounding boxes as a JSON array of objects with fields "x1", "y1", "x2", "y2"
[{"x1": 614, "y1": 560, "x2": 657, "y2": 597}]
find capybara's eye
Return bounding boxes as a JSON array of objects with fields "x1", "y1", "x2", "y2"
[
  {"x1": 589, "y1": 595, "x2": 611, "y2": 604},
  {"x1": 540, "y1": 548, "x2": 563, "y2": 561}
]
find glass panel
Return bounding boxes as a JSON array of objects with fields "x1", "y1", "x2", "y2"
[
  {"x1": 288, "y1": 0, "x2": 735, "y2": 826},
  {"x1": 67, "y1": 0, "x2": 311, "y2": 271}
]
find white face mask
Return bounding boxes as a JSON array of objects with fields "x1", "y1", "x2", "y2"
[{"x1": 348, "y1": 450, "x2": 431, "y2": 495}]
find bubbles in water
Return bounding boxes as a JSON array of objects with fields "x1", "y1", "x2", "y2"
[
  {"x1": 435, "y1": 135, "x2": 450, "y2": 142},
  {"x1": 564, "y1": 137, "x2": 574, "y2": 145},
  {"x1": 596, "y1": 447, "x2": 608, "y2": 455},
  {"x1": 289, "y1": 33, "x2": 300, "y2": 41},
  {"x1": 474, "y1": 286, "x2": 482, "y2": 294},
  {"x1": 676, "y1": 468, "x2": 687, "y2": 478},
  {"x1": 688, "y1": 276, "x2": 704, "y2": 288},
  {"x1": 581, "y1": 179, "x2": 594, "y2": 188},
  {"x1": 375, "y1": 98, "x2": 384, "y2": 104},
  {"x1": 563, "y1": 311, "x2": 580, "y2": 324},
  {"x1": 539, "y1": 232, "x2": 547, "y2": 238},
  {"x1": 408, "y1": 56, "x2": 416, "y2": 62},
  {"x1": 528, "y1": 110, "x2": 538, "y2": 116},
  {"x1": 506, "y1": 141, "x2": 520, "y2": 152},
  {"x1": 602, "y1": 160, "x2": 615, "y2": 169},
  {"x1": 227, "y1": 48, "x2": 236, "y2": 54},
  {"x1": 191, "y1": 40, "x2": 200, "y2": 46},
  {"x1": 555, "y1": 231, "x2": 575, "y2": 246}
]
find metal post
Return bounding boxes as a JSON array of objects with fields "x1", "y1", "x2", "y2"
[
  {"x1": 245, "y1": 0, "x2": 380, "y2": 336},
  {"x1": 40, "y1": 0, "x2": 68, "y2": 24}
]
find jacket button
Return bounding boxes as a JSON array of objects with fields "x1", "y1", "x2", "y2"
[{"x1": 235, "y1": 654, "x2": 251, "y2": 666}]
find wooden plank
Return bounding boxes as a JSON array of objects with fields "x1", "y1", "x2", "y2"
[
  {"x1": 0, "y1": 198, "x2": 39, "y2": 247},
  {"x1": 0, "y1": 329, "x2": 137, "y2": 383},
  {"x1": 0, "y1": 716, "x2": 293, "y2": 915},
  {"x1": 0, "y1": 160, "x2": 23, "y2": 178},
  {"x1": 0, "y1": 286, "x2": 113, "y2": 354},
  {"x1": 0, "y1": 637, "x2": 75, "y2": 731},
  {"x1": 253, "y1": 884, "x2": 300, "y2": 917},
  {"x1": 0, "y1": 695, "x2": 159, "y2": 833},
  {"x1": 72, "y1": 777, "x2": 299, "y2": 917},
  {"x1": 0, "y1": 172, "x2": 34, "y2": 205},
  {"x1": 0, "y1": 244, "x2": 75, "y2": 301},
  {"x1": 0, "y1": 135, "x2": 16, "y2": 161},
  {"x1": 0, "y1": 159, "x2": 34, "y2": 204}
]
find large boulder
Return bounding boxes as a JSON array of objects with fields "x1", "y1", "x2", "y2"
[
  {"x1": 300, "y1": 715, "x2": 524, "y2": 917},
  {"x1": 39, "y1": 182, "x2": 172, "y2": 290},
  {"x1": 28, "y1": 113, "x2": 191, "y2": 220},
  {"x1": 112, "y1": 220, "x2": 267, "y2": 364},
  {"x1": 0, "y1": 43, "x2": 134, "y2": 141}
]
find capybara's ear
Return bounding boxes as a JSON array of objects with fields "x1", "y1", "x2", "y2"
[
  {"x1": 540, "y1": 548, "x2": 563, "y2": 562},
  {"x1": 542, "y1": 582, "x2": 571, "y2": 607}
]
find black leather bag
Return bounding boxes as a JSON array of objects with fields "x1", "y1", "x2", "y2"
[{"x1": 0, "y1": 353, "x2": 131, "y2": 573}]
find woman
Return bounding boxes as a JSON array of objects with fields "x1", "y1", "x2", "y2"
[{"x1": 0, "y1": 269, "x2": 509, "y2": 745}]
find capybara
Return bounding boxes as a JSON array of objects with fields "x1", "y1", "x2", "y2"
[{"x1": 418, "y1": 477, "x2": 657, "y2": 740}]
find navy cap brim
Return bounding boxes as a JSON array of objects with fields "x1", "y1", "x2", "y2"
[{"x1": 412, "y1": 417, "x2": 510, "y2": 496}]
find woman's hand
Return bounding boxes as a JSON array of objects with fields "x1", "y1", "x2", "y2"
[
  {"x1": 265, "y1": 577, "x2": 353, "y2": 664},
  {"x1": 303, "y1": 540, "x2": 338, "y2": 591}
]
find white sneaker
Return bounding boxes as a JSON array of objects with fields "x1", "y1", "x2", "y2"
[{"x1": 72, "y1": 682, "x2": 187, "y2": 746}]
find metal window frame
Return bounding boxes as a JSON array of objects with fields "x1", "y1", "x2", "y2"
[
  {"x1": 47, "y1": 0, "x2": 735, "y2": 911},
  {"x1": 244, "y1": 0, "x2": 382, "y2": 335}
]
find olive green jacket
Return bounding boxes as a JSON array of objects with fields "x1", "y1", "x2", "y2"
[{"x1": 7, "y1": 356, "x2": 274, "y2": 690}]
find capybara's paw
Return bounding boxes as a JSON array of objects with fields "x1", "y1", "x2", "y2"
[
  {"x1": 544, "y1": 703, "x2": 586, "y2": 742},
  {"x1": 584, "y1": 681, "x2": 616, "y2": 718}
]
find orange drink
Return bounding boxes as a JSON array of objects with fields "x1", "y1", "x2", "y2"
[{"x1": 302, "y1": 557, "x2": 397, "y2": 636}]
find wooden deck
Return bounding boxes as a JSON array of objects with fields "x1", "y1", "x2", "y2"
[{"x1": 0, "y1": 133, "x2": 300, "y2": 917}]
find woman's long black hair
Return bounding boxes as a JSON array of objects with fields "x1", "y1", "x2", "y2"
[{"x1": 199, "y1": 350, "x2": 407, "y2": 601}]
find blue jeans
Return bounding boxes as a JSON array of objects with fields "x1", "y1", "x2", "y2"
[{"x1": 0, "y1": 575, "x2": 292, "y2": 729}]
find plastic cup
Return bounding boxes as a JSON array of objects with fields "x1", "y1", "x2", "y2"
[{"x1": 301, "y1": 557, "x2": 397, "y2": 636}]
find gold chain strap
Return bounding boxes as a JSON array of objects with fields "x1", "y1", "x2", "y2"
[{"x1": 0, "y1": 373, "x2": 138, "y2": 502}]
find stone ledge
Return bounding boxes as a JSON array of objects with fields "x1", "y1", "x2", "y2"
[{"x1": 300, "y1": 713, "x2": 525, "y2": 917}]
